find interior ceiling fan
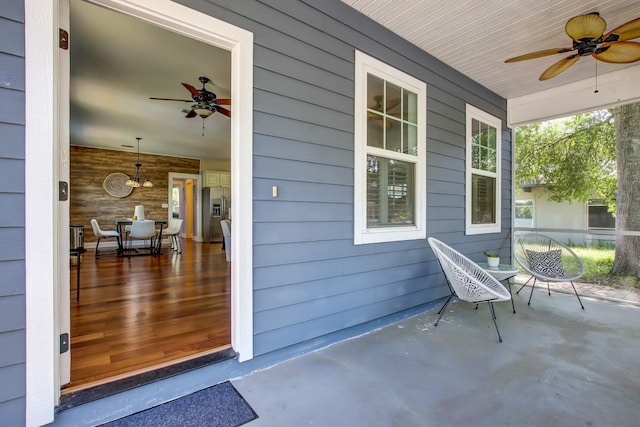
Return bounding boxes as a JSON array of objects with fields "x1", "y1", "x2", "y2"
[
  {"x1": 505, "y1": 13, "x2": 640, "y2": 80},
  {"x1": 150, "y1": 76, "x2": 231, "y2": 118},
  {"x1": 367, "y1": 95, "x2": 400, "y2": 128}
]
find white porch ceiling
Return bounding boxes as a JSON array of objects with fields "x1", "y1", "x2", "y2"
[{"x1": 341, "y1": 0, "x2": 640, "y2": 116}]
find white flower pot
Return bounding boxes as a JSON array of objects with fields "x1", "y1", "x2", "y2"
[{"x1": 487, "y1": 257, "x2": 500, "y2": 268}]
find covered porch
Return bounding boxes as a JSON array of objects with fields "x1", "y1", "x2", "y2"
[{"x1": 234, "y1": 286, "x2": 639, "y2": 426}]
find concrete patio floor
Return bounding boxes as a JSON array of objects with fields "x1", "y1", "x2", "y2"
[{"x1": 233, "y1": 285, "x2": 640, "y2": 427}]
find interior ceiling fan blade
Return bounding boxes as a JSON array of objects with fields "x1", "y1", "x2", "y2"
[
  {"x1": 594, "y1": 41, "x2": 640, "y2": 63},
  {"x1": 149, "y1": 97, "x2": 192, "y2": 102},
  {"x1": 386, "y1": 98, "x2": 401, "y2": 111},
  {"x1": 504, "y1": 48, "x2": 574, "y2": 63},
  {"x1": 565, "y1": 13, "x2": 606, "y2": 42},
  {"x1": 181, "y1": 82, "x2": 201, "y2": 97},
  {"x1": 603, "y1": 17, "x2": 640, "y2": 42},
  {"x1": 216, "y1": 98, "x2": 231, "y2": 105},
  {"x1": 217, "y1": 107, "x2": 231, "y2": 118},
  {"x1": 368, "y1": 95, "x2": 384, "y2": 112},
  {"x1": 185, "y1": 110, "x2": 197, "y2": 118},
  {"x1": 539, "y1": 54, "x2": 580, "y2": 80}
]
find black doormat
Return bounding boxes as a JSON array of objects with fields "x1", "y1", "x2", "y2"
[{"x1": 99, "y1": 381, "x2": 257, "y2": 427}]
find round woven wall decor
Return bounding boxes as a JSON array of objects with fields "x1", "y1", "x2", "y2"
[{"x1": 102, "y1": 172, "x2": 133, "y2": 198}]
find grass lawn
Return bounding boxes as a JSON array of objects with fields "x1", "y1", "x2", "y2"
[{"x1": 569, "y1": 246, "x2": 640, "y2": 291}]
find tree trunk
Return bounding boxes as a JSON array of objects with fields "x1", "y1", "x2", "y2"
[{"x1": 612, "y1": 102, "x2": 640, "y2": 277}]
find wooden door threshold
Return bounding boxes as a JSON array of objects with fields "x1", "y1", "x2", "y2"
[{"x1": 57, "y1": 346, "x2": 236, "y2": 412}]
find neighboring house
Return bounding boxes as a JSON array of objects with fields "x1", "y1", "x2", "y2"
[
  {"x1": 516, "y1": 185, "x2": 616, "y2": 245},
  {"x1": 3, "y1": 0, "x2": 636, "y2": 425}
]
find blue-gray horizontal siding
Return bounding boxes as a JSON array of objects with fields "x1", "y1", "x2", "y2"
[
  {"x1": 0, "y1": 0, "x2": 25, "y2": 421},
  {"x1": 184, "y1": 0, "x2": 511, "y2": 356}
]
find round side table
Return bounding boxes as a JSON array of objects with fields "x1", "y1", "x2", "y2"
[{"x1": 478, "y1": 262, "x2": 519, "y2": 313}]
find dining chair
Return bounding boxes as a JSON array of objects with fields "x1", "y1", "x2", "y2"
[
  {"x1": 126, "y1": 220, "x2": 157, "y2": 256},
  {"x1": 428, "y1": 237, "x2": 512, "y2": 342},
  {"x1": 90, "y1": 219, "x2": 120, "y2": 258},
  {"x1": 513, "y1": 232, "x2": 585, "y2": 309},
  {"x1": 163, "y1": 218, "x2": 184, "y2": 253}
]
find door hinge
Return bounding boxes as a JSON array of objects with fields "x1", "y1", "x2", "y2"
[
  {"x1": 59, "y1": 181, "x2": 69, "y2": 201},
  {"x1": 59, "y1": 28, "x2": 69, "y2": 50},
  {"x1": 60, "y1": 333, "x2": 69, "y2": 354}
]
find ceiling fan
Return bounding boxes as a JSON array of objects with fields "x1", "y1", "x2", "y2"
[
  {"x1": 505, "y1": 13, "x2": 640, "y2": 80},
  {"x1": 150, "y1": 76, "x2": 231, "y2": 118},
  {"x1": 367, "y1": 95, "x2": 400, "y2": 128}
]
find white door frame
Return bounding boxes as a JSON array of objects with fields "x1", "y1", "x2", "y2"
[{"x1": 25, "y1": 1, "x2": 253, "y2": 424}]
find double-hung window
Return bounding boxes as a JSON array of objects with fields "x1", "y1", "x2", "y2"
[
  {"x1": 465, "y1": 104, "x2": 501, "y2": 235},
  {"x1": 354, "y1": 51, "x2": 427, "y2": 244}
]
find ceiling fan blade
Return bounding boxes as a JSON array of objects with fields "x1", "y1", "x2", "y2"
[
  {"x1": 539, "y1": 54, "x2": 580, "y2": 80},
  {"x1": 368, "y1": 95, "x2": 384, "y2": 112},
  {"x1": 386, "y1": 98, "x2": 400, "y2": 110},
  {"x1": 504, "y1": 48, "x2": 574, "y2": 63},
  {"x1": 217, "y1": 107, "x2": 231, "y2": 118},
  {"x1": 181, "y1": 82, "x2": 200, "y2": 97},
  {"x1": 594, "y1": 41, "x2": 640, "y2": 63},
  {"x1": 149, "y1": 97, "x2": 192, "y2": 102},
  {"x1": 603, "y1": 17, "x2": 640, "y2": 42},
  {"x1": 216, "y1": 98, "x2": 231, "y2": 105},
  {"x1": 565, "y1": 13, "x2": 606, "y2": 42},
  {"x1": 185, "y1": 110, "x2": 197, "y2": 118}
]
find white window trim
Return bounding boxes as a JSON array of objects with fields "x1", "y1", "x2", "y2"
[
  {"x1": 354, "y1": 51, "x2": 427, "y2": 245},
  {"x1": 465, "y1": 104, "x2": 502, "y2": 235}
]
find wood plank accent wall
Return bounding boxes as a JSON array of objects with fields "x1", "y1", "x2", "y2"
[{"x1": 70, "y1": 146, "x2": 200, "y2": 243}]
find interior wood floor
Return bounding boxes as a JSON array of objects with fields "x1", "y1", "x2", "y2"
[{"x1": 65, "y1": 239, "x2": 231, "y2": 393}]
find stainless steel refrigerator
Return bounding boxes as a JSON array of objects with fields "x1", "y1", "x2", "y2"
[{"x1": 202, "y1": 186, "x2": 231, "y2": 243}]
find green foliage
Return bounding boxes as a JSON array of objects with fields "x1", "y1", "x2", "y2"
[
  {"x1": 515, "y1": 111, "x2": 617, "y2": 210},
  {"x1": 569, "y1": 246, "x2": 639, "y2": 289}
]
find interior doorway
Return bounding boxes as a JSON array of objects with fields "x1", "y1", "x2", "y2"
[{"x1": 169, "y1": 173, "x2": 203, "y2": 242}]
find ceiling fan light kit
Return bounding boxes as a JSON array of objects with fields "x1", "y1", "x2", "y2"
[
  {"x1": 150, "y1": 76, "x2": 231, "y2": 120},
  {"x1": 505, "y1": 13, "x2": 640, "y2": 81}
]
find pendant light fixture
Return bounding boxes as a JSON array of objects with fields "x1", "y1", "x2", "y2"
[{"x1": 126, "y1": 137, "x2": 153, "y2": 188}]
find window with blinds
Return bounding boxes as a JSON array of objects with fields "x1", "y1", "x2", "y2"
[
  {"x1": 354, "y1": 51, "x2": 426, "y2": 244},
  {"x1": 465, "y1": 104, "x2": 501, "y2": 235}
]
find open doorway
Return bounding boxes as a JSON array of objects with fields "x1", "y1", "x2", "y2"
[
  {"x1": 60, "y1": 0, "x2": 252, "y2": 395},
  {"x1": 25, "y1": 0, "x2": 253, "y2": 417}
]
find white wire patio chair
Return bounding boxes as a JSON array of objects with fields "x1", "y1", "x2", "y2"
[
  {"x1": 513, "y1": 232, "x2": 585, "y2": 309},
  {"x1": 428, "y1": 237, "x2": 512, "y2": 342}
]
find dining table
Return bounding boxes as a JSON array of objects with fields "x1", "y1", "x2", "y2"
[{"x1": 115, "y1": 219, "x2": 167, "y2": 256}]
